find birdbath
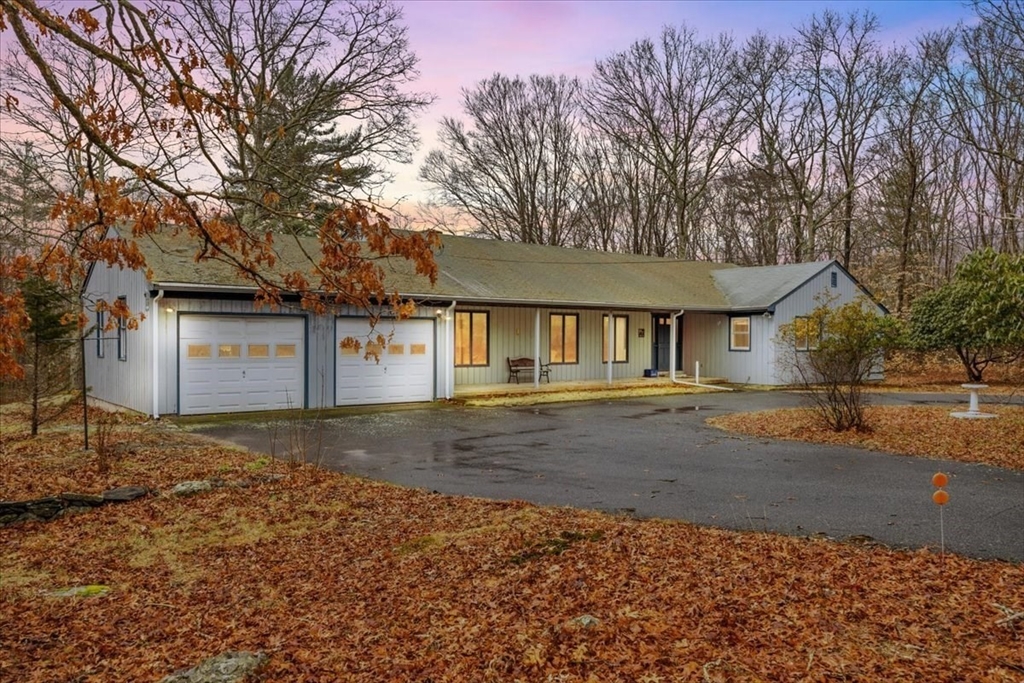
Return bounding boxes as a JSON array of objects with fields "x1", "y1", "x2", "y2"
[{"x1": 951, "y1": 383, "x2": 997, "y2": 419}]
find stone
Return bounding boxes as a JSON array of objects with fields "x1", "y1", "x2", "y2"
[
  {"x1": 160, "y1": 651, "x2": 268, "y2": 683},
  {"x1": 50, "y1": 584, "x2": 110, "y2": 598},
  {"x1": 102, "y1": 486, "x2": 148, "y2": 502},
  {"x1": 566, "y1": 614, "x2": 600, "y2": 629},
  {"x1": 170, "y1": 480, "x2": 213, "y2": 497},
  {"x1": 61, "y1": 492, "x2": 105, "y2": 506}
]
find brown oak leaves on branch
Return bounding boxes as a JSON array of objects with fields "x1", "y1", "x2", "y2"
[{"x1": 0, "y1": 0, "x2": 438, "y2": 379}]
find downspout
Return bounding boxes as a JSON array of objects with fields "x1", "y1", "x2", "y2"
[
  {"x1": 670, "y1": 307, "x2": 734, "y2": 391},
  {"x1": 151, "y1": 289, "x2": 164, "y2": 418},
  {"x1": 445, "y1": 300, "x2": 456, "y2": 399}
]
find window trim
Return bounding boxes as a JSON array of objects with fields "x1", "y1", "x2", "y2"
[
  {"x1": 548, "y1": 312, "x2": 579, "y2": 365},
  {"x1": 794, "y1": 315, "x2": 820, "y2": 352},
  {"x1": 602, "y1": 314, "x2": 629, "y2": 364},
  {"x1": 116, "y1": 297, "x2": 128, "y2": 361},
  {"x1": 729, "y1": 315, "x2": 751, "y2": 352},
  {"x1": 454, "y1": 310, "x2": 490, "y2": 367},
  {"x1": 96, "y1": 310, "x2": 106, "y2": 358}
]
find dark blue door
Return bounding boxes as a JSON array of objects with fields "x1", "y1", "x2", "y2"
[{"x1": 653, "y1": 315, "x2": 672, "y2": 371}]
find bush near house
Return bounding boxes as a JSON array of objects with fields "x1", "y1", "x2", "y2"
[{"x1": 777, "y1": 297, "x2": 901, "y2": 431}]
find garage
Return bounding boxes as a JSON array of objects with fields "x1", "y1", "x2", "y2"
[
  {"x1": 336, "y1": 318, "x2": 435, "y2": 406},
  {"x1": 179, "y1": 315, "x2": 305, "y2": 415}
]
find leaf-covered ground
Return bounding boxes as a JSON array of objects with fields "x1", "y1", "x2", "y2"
[
  {"x1": 708, "y1": 404, "x2": 1024, "y2": 471},
  {"x1": 2, "y1": 409, "x2": 1023, "y2": 682}
]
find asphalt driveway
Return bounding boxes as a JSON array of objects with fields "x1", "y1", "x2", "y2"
[{"x1": 194, "y1": 391, "x2": 1024, "y2": 561}]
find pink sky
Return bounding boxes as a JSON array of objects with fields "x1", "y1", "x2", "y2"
[{"x1": 393, "y1": 0, "x2": 973, "y2": 209}]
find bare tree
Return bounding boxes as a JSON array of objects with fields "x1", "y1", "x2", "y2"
[
  {"x1": 586, "y1": 26, "x2": 750, "y2": 260},
  {"x1": 177, "y1": 0, "x2": 433, "y2": 234},
  {"x1": 797, "y1": 10, "x2": 905, "y2": 269},
  {"x1": 936, "y1": 11, "x2": 1024, "y2": 254},
  {"x1": 420, "y1": 74, "x2": 584, "y2": 245}
]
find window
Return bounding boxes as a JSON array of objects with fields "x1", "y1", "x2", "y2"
[
  {"x1": 831, "y1": 271, "x2": 838, "y2": 288},
  {"x1": 275, "y1": 344, "x2": 297, "y2": 358},
  {"x1": 602, "y1": 315, "x2": 628, "y2": 363},
  {"x1": 116, "y1": 297, "x2": 128, "y2": 361},
  {"x1": 218, "y1": 344, "x2": 241, "y2": 358},
  {"x1": 455, "y1": 311, "x2": 489, "y2": 366},
  {"x1": 187, "y1": 344, "x2": 212, "y2": 358},
  {"x1": 248, "y1": 344, "x2": 269, "y2": 358},
  {"x1": 96, "y1": 310, "x2": 105, "y2": 358},
  {"x1": 729, "y1": 316, "x2": 751, "y2": 351},
  {"x1": 549, "y1": 313, "x2": 578, "y2": 364},
  {"x1": 794, "y1": 316, "x2": 820, "y2": 351}
]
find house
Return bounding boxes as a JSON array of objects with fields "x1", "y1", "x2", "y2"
[{"x1": 82, "y1": 231, "x2": 885, "y2": 416}]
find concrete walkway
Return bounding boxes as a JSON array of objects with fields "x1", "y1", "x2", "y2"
[{"x1": 193, "y1": 390, "x2": 1024, "y2": 561}]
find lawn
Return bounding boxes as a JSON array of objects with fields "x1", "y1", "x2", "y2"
[{"x1": 1, "y1": 405, "x2": 1022, "y2": 682}]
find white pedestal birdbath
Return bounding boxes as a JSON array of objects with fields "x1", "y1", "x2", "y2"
[{"x1": 951, "y1": 383, "x2": 997, "y2": 419}]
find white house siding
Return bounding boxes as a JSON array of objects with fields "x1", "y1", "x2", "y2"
[
  {"x1": 82, "y1": 263, "x2": 154, "y2": 414},
  {"x1": 452, "y1": 306, "x2": 653, "y2": 386}
]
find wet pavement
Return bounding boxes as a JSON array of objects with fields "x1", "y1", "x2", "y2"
[{"x1": 192, "y1": 391, "x2": 1024, "y2": 561}]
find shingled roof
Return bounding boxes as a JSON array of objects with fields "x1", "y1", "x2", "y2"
[
  {"x1": 711, "y1": 261, "x2": 834, "y2": 310},
  {"x1": 135, "y1": 230, "x2": 837, "y2": 312}
]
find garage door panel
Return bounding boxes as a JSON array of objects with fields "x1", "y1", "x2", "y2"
[
  {"x1": 336, "y1": 318, "x2": 434, "y2": 406},
  {"x1": 179, "y1": 315, "x2": 305, "y2": 415}
]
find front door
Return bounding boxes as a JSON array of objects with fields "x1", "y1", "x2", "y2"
[
  {"x1": 651, "y1": 314, "x2": 683, "y2": 372},
  {"x1": 652, "y1": 315, "x2": 672, "y2": 371}
]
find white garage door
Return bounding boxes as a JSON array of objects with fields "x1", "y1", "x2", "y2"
[
  {"x1": 336, "y1": 318, "x2": 435, "y2": 406},
  {"x1": 179, "y1": 315, "x2": 305, "y2": 415}
]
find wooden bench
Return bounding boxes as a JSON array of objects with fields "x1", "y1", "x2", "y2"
[{"x1": 507, "y1": 357, "x2": 551, "y2": 384}]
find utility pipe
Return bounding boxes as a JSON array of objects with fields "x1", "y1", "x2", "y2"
[{"x1": 151, "y1": 290, "x2": 164, "y2": 418}]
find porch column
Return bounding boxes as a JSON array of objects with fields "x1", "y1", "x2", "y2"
[
  {"x1": 669, "y1": 309, "x2": 684, "y2": 382},
  {"x1": 606, "y1": 311, "x2": 613, "y2": 386},
  {"x1": 534, "y1": 308, "x2": 541, "y2": 387}
]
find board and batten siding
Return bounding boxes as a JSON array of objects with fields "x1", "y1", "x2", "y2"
[
  {"x1": 681, "y1": 312, "x2": 775, "y2": 385},
  {"x1": 772, "y1": 265, "x2": 885, "y2": 384},
  {"x1": 83, "y1": 262, "x2": 154, "y2": 414},
  {"x1": 452, "y1": 306, "x2": 652, "y2": 386}
]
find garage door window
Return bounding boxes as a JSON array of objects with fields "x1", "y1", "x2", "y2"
[
  {"x1": 248, "y1": 344, "x2": 270, "y2": 358},
  {"x1": 276, "y1": 344, "x2": 296, "y2": 358},
  {"x1": 188, "y1": 344, "x2": 211, "y2": 358},
  {"x1": 219, "y1": 344, "x2": 241, "y2": 358}
]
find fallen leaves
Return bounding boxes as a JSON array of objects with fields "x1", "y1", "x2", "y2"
[
  {"x1": 708, "y1": 404, "x2": 1024, "y2": 470},
  {"x1": 1, "y1": 415, "x2": 1022, "y2": 682}
]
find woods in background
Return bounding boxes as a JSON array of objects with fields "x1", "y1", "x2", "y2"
[{"x1": 420, "y1": 1, "x2": 1024, "y2": 315}]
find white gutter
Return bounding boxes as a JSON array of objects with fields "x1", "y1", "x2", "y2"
[
  {"x1": 151, "y1": 289, "x2": 164, "y2": 418},
  {"x1": 669, "y1": 307, "x2": 734, "y2": 392}
]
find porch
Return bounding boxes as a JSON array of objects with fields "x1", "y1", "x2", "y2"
[{"x1": 453, "y1": 374, "x2": 728, "y2": 400}]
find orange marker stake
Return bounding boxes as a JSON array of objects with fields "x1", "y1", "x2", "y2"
[{"x1": 932, "y1": 473, "x2": 950, "y2": 557}]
